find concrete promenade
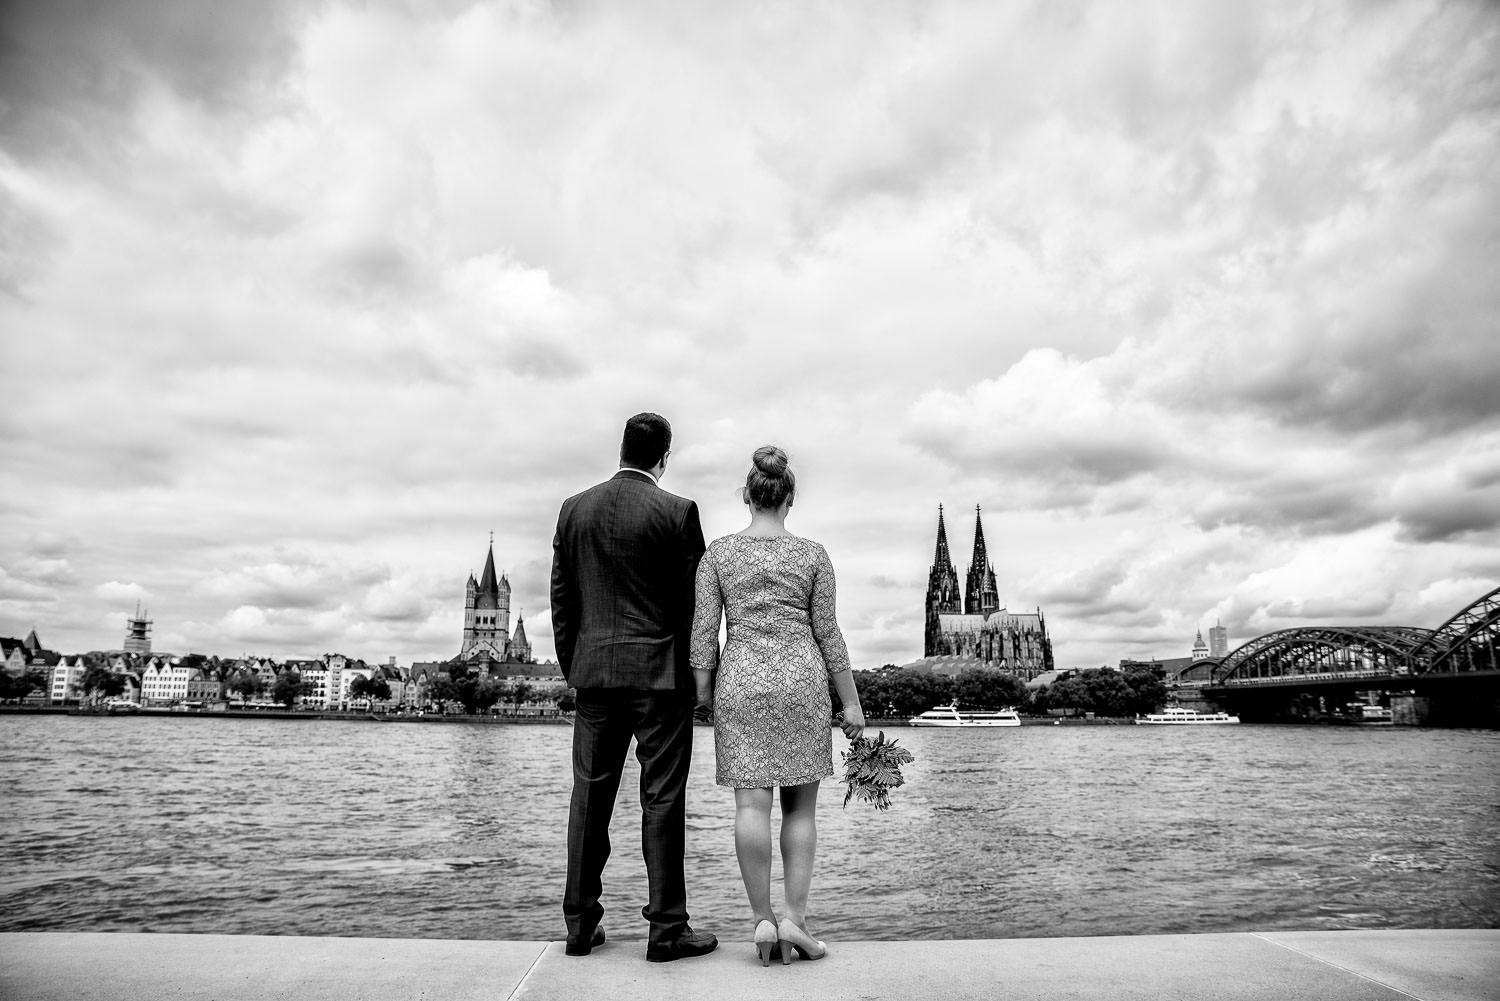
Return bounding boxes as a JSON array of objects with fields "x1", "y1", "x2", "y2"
[{"x1": 2, "y1": 929, "x2": 1496, "y2": 1001}]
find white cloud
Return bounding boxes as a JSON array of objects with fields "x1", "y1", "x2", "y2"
[
  {"x1": 906, "y1": 348, "x2": 1183, "y2": 494},
  {"x1": 94, "y1": 581, "x2": 150, "y2": 604}
]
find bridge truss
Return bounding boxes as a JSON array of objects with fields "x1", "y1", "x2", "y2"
[
  {"x1": 1210, "y1": 586, "x2": 1500, "y2": 685},
  {"x1": 1213, "y1": 626, "x2": 1434, "y2": 685},
  {"x1": 1410, "y1": 584, "x2": 1500, "y2": 675}
]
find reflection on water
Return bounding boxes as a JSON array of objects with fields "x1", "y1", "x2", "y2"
[{"x1": 1, "y1": 717, "x2": 1496, "y2": 941}]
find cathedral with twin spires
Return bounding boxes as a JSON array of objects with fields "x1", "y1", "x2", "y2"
[{"x1": 924, "y1": 505, "x2": 1054, "y2": 680}]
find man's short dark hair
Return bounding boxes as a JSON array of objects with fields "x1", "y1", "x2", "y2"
[{"x1": 620, "y1": 413, "x2": 672, "y2": 469}]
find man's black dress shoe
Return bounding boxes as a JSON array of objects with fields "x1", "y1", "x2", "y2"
[
  {"x1": 645, "y1": 927, "x2": 718, "y2": 963},
  {"x1": 564, "y1": 927, "x2": 606, "y2": 956}
]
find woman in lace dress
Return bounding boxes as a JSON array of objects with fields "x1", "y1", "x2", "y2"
[{"x1": 690, "y1": 445, "x2": 866, "y2": 966}]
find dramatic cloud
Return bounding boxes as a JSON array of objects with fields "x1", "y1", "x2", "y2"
[{"x1": 2, "y1": 0, "x2": 1497, "y2": 669}]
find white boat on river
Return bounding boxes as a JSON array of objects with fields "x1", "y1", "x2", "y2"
[
  {"x1": 908, "y1": 703, "x2": 1022, "y2": 727},
  {"x1": 1344, "y1": 703, "x2": 1394, "y2": 725},
  {"x1": 1134, "y1": 706, "x2": 1240, "y2": 725}
]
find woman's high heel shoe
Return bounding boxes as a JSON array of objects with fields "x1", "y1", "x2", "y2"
[
  {"x1": 776, "y1": 917, "x2": 826, "y2": 963},
  {"x1": 753, "y1": 920, "x2": 778, "y2": 967}
]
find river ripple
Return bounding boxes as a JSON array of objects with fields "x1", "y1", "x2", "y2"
[{"x1": 1, "y1": 717, "x2": 1496, "y2": 942}]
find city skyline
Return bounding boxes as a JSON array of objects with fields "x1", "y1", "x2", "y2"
[
  {"x1": 2, "y1": 1, "x2": 1497, "y2": 669},
  {"x1": 1, "y1": 542, "x2": 1485, "y2": 672}
]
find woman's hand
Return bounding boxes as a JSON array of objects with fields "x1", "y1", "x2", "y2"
[
  {"x1": 839, "y1": 704, "x2": 866, "y2": 740},
  {"x1": 693, "y1": 669, "x2": 714, "y2": 716}
]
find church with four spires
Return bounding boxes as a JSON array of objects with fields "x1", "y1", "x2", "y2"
[
  {"x1": 924, "y1": 505, "x2": 1054, "y2": 681},
  {"x1": 457, "y1": 538, "x2": 532, "y2": 668}
]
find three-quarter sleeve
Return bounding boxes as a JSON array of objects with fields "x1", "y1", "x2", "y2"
[
  {"x1": 810, "y1": 544, "x2": 852, "y2": 676},
  {"x1": 689, "y1": 548, "x2": 724, "y2": 673}
]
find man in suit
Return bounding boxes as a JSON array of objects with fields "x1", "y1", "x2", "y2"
[{"x1": 550, "y1": 413, "x2": 717, "y2": 963}]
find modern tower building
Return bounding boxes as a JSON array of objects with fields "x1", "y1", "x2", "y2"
[
  {"x1": 1208, "y1": 621, "x2": 1229, "y2": 658},
  {"x1": 123, "y1": 603, "x2": 152, "y2": 655}
]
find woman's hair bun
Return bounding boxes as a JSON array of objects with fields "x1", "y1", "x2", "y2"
[
  {"x1": 745, "y1": 445, "x2": 796, "y2": 510},
  {"x1": 752, "y1": 445, "x2": 789, "y2": 477}
]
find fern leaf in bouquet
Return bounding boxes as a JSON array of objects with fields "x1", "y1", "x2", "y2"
[{"x1": 841, "y1": 731, "x2": 916, "y2": 810}]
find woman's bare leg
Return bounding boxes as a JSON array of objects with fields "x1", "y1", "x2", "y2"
[
  {"x1": 778, "y1": 781, "x2": 819, "y2": 925},
  {"x1": 734, "y1": 787, "x2": 777, "y2": 925}
]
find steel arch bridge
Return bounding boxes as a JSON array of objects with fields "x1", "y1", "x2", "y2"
[
  {"x1": 1409, "y1": 584, "x2": 1500, "y2": 675},
  {"x1": 1210, "y1": 586, "x2": 1500, "y2": 686},
  {"x1": 1212, "y1": 626, "x2": 1434, "y2": 686}
]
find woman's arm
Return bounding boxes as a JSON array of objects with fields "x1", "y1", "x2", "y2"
[
  {"x1": 830, "y1": 664, "x2": 865, "y2": 739},
  {"x1": 811, "y1": 545, "x2": 864, "y2": 738}
]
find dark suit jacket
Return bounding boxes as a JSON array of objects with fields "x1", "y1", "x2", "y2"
[{"x1": 550, "y1": 470, "x2": 706, "y2": 692}]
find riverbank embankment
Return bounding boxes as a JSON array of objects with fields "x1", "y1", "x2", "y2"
[
  {"x1": 2, "y1": 929, "x2": 1494, "y2": 1001},
  {"x1": 0, "y1": 705, "x2": 569, "y2": 723}
]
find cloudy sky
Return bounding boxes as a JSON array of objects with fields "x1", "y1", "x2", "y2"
[{"x1": 2, "y1": 0, "x2": 1497, "y2": 671}]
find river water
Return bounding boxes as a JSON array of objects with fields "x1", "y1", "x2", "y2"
[{"x1": 2, "y1": 716, "x2": 1496, "y2": 942}]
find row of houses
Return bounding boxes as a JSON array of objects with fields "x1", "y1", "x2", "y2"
[
  {"x1": 2, "y1": 631, "x2": 61, "y2": 675},
  {"x1": 2, "y1": 633, "x2": 566, "y2": 711}
]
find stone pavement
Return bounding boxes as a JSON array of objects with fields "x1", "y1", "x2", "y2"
[{"x1": 2, "y1": 929, "x2": 1495, "y2": 1001}]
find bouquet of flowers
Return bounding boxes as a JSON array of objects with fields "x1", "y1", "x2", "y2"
[{"x1": 840, "y1": 731, "x2": 915, "y2": 810}]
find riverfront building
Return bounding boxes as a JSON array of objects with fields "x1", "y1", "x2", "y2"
[
  {"x1": 923, "y1": 505, "x2": 1054, "y2": 681},
  {"x1": 1, "y1": 630, "x2": 57, "y2": 676},
  {"x1": 139, "y1": 657, "x2": 191, "y2": 705}
]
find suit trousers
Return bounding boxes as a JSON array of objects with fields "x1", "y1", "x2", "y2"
[{"x1": 564, "y1": 688, "x2": 695, "y2": 946}]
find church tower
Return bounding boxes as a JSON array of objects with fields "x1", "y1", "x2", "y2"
[
  {"x1": 963, "y1": 506, "x2": 1000, "y2": 617},
  {"x1": 510, "y1": 613, "x2": 532, "y2": 663},
  {"x1": 461, "y1": 538, "x2": 511, "y2": 661},
  {"x1": 924, "y1": 505, "x2": 962, "y2": 656},
  {"x1": 1191, "y1": 628, "x2": 1209, "y2": 661}
]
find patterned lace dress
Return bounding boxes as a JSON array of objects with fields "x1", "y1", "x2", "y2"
[{"x1": 690, "y1": 534, "x2": 852, "y2": 788}]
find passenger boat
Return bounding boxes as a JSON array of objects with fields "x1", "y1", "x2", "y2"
[
  {"x1": 1345, "y1": 703, "x2": 1394, "y2": 725},
  {"x1": 908, "y1": 703, "x2": 1021, "y2": 727},
  {"x1": 1134, "y1": 706, "x2": 1239, "y2": 725}
]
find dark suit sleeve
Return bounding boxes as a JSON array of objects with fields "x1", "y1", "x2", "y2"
[
  {"x1": 675, "y1": 501, "x2": 707, "y2": 671},
  {"x1": 550, "y1": 510, "x2": 577, "y2": 682},
  {"x1": 682, "y1": 501, "x2": 706, "y2": 591}
]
